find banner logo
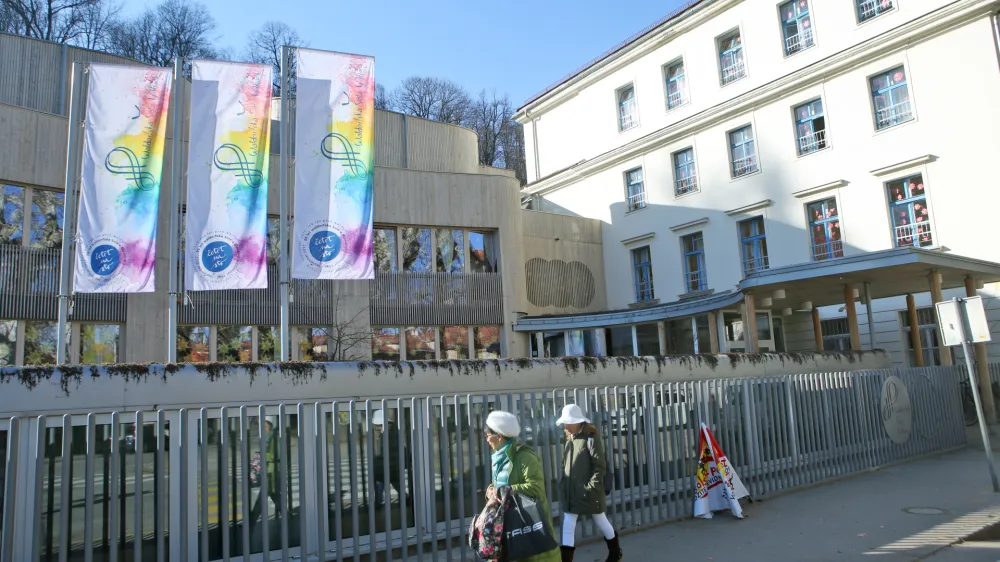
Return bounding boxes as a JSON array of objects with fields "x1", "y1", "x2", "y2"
[
  {"x1": 105, "y1": 147, "x2": 156, "y2": 191},
  {"x1": 201, "y1": 240, "x2": 234, "y2": 273},
  {"x1": 309, "y1": 231, "x2": 342, "y2": 263},
  {"x1": 89, "y1": 244, "x2": 121, "y2": 276},
  {"x1": 213, "y1": 143, "x2": 264, "y2": 189},
  {"x1": 320, "y1": 133, "x2": 367, "y2": 176}
]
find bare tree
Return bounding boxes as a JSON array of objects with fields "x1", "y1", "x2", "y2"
[
  {"x1": 0, "y1": 0, "x2": 99, "y2": 43},
  {"x1": 75, "y1": 0, "x2": 116, "y2": 50},
  {"x1": 468, "y1": 89, "x2": 512, "y2": 168},
  {"x1": 375, "y1": 83, "x2": 390, "y2": 110},
  {"x1": 501, "y1": 120, "x2": 528, "y2": 185},
  {"x1": 105, "y1": 0, "x2": 219, "y2": 66},
  {"x1": 390, "y1": 76, "x2": 470, "y2": 125},
  {"x1": 243, "y1": 21, "x2": 307, "y2": 96},
  {"x1": 298, "y1": 295, "x2": 372, "y2": 361}
]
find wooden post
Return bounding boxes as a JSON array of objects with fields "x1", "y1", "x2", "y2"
[
  {"x1": 928, "y1": 270, "x2": 953, "y2": 366},
  {"x1": 966, "y1": 276, "x2": 997, "y2": 424},
  {"x1": 812, "y1": 308, "x2": 823, "y2": 351},
  {"x1": 744, "y1": 293, "x2": 758, "y2": 353},
  {"x1": 844, "y1": 283, "x2": 861, "y2": 351},
  {"x1": 707, "y1": 312, "x2": 720, "y2": 353},
  {"x1": 906, "y1": 294, "x2": 924, "y2": 367}
]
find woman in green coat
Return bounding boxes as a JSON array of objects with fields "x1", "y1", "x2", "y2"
[
  {"x1": 557, "y1": 404, "x2": 622, "y2": 562},
  {"x1": 485, "y1": 410, "x2": 561, "y2": 562}
]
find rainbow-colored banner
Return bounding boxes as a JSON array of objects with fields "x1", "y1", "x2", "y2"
[
  {"x1": 292, "y1": 48, "x2": 375, "y2": 280},
  {"x1": 75, "y1": 64, "x2": 172, "y2": 293},
  {"x1": 185, "y1": 60, "x2": 273, "y2": 290}
]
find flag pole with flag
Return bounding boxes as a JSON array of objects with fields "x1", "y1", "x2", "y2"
[{"x1": 694, "y1": 422, "x2": 750, "y2": 519}]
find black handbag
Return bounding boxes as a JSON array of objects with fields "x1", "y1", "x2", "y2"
[{"x1": 503, "y1": 491, "x2": 558, "y2": 560}]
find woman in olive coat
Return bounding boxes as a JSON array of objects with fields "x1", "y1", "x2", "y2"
[
  {"x1": 557, "y1": 404, "x2": 622, "y2": 562},
  {"x1": 485, "y1": 411, "x2": 561, "y2": 562}
]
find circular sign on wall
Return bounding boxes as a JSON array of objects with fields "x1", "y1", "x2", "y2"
[{"x1": 881, "y1": 376, "x2": 913, "y2": 445}]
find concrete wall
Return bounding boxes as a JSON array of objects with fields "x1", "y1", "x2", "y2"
[{"x1": 0, "y1": 351, "x2": 891, "y2": 415}]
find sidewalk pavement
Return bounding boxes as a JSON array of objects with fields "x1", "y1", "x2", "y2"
[{"x1": 572, "y1": 447, "x2": 1000, "y2": 562}]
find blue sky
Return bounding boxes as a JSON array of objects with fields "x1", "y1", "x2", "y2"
[{"x1": 119, "y1": 0, "x2": 686, "y2": 106}]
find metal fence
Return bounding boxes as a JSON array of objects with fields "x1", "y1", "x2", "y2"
[{"x1": 0, "y1": 366, "x2": 968, "y2": 562}]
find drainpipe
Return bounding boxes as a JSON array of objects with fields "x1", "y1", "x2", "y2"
[{"x1": 526, "y1": 109, "x2": 541, "y2": 181}]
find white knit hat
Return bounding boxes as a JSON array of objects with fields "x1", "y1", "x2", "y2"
[
  {"x1": 486, "y1": 411, "x2": 521, "y2": 438},
  {"x1": 372, "y1": 410, "x2": 384, "y2": 426},
  {"x1": 556, "y1": 404, "x2": 590, "y2": 426}
]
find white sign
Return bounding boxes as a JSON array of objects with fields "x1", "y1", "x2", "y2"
[{"x1": 935, "y1": 297, "x2": 991, "y2": 347}]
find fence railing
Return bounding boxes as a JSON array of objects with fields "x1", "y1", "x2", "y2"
[{"x1": 0, "y1": 366, "x2": 968, "y2": 562}]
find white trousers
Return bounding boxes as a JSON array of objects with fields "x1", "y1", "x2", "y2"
[{"x1": 561, "y1": 512, "x2": 616, "y2": 546}]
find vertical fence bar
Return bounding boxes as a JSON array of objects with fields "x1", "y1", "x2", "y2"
[
  {"x1": 364, "y1": 401, "x2": 376, "y2": 561},
  {"x1": 348, "y1": 401, "x2": 359, "y2": 562},
  {"x1": 277, "y1": 404, "x2": 289, "y2": 562},
  {"x1": 155, "y1": 410, "x2": 166, "y2": 562},
  {"x1": 30, "y1": 416, "x2": 45, "y2": 562},
  {"x1": 398, "y1": 398, "x2": 409, "y2": 562},
  {"x1": 297, "y1": 403, "x2": 309, "y2": 561},
  {"x1": 315, "y1": 402, "x2": 329, "y2": 560},
  {"x1": 1, "y1": 417, "x2": 18, "y2": 562},
  {"x1": 109, "y1": 412, "x2": 120, "y2": 562},
  {"x1": 239, "y1": 407, "x2": 251, "y2": 559},
  {"x1": 455, "y1": 396, "x2": 468, "y2": 561},
  {"x1": 331, "y1": 401, "x2": 342, "y2": 562},
  {"x1": 257, "y1": 405, "x2": 271, "y2": 558},
  {"x1": 774, "y1": 377, "x2": 792, "y2": 492},
  {"x1": 84, "y1": 415, "x2": 95, "y2": 562},
  {"x1": 134, "y1": 411, "x2": 144, "y2": 562},
  {"x1": 218, "y1": 408, "x2": 230, "y2": 562},
  {"x1": 413, "y1": 397, "x2": 425, "y2": 562},
  {"x1": 199, "y1": 409, "x2": 208, "y2": 562},
  {"x1": 57, "y1": 415, "x2": 71, "y2": 562}
]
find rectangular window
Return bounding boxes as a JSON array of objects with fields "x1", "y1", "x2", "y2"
[
  {"x1": 177, "y1": 326, "x2": 210, "y2": 363},
  {"x1": 682, "y1": 233, "x2": 706, "y2": 293},
  {"x1": 902, "y1": 307, "x2": 942, "y2": 366},
  {"x1": 469, "y1": 231, "x2": 498, "y2": 273},
  {"x1": 401, "y1": 227, "x2": 432, "y2": 272},
  {"x1": 858, "y1": 0, "x2": 893, "y2": 22},
  {"x1": 566, "y1": 330, "x2": 585, "y2": 356},
  {"x1": 405, "y1": 327, "x2": 435, "y2": 360},
  {"x1": 625, "y1": 168, "x2": 646, "y2": 212},
  {"x1": 81, "y1": 324, "x2": 120, "y2": 364},
  {"x1": 631, "y1": 246, "x2": 654, "y2": 302},
  {"x1": 739, "y1": 216, "x2": 769, "y2": 275},
  {"x1": 719, "y1": 31, "x2": 746, "y2": 85},
  {"x1": 1, "y1": 185, "x2": 24, "y2": 245},
  {"x1": 257, "y1": 326, "x2": 279, "y2": 362},
  {"x1": 729, "y1": 125, "x2": 758, "y2": 177},
  {"x1": 821, "y1": 318, "x2": 851, "y2": 351},
  {"x1": 29, "y1": 190, "x2": 64, "y2": 249},
  {"x1": 474, "y1": 326, "x2": 501, "y2": 359},
  {"x1": 217, "y1": 325, "x2": 252, "y2": 362},
  {"x1": 435, "y1": 229, "x2": 465, "y2": 273},
  {"x1": 781, "y1": 0, "x2": 814, "y2": 55},
  {"x1": 794, "y1": 99, "x2": 826, "y2": 155},
  {"x1": 299, "y1": 326, "x2": 333, "y2": 361},
  {"x1": 808, "y1": 198, "x2": 844, "y2": 260},
  {"x1": 441, "y1": 326, "x2": 469, "y2": 359},
  {"x1": 24, "y1": 321, "x2": 57, "y2": 365},
  {"x1": 374, "y1": 227, "x2": 398, "y2": 272},
  {"x1": 372, "y1": 327, "x2": 401, "y2": 361},
  {"x1": 606, "y1": 326, "x2": 634, "y2": 357},
  {"x1": 266, "y1": 217, "x2": 280, "y2": 264},
  {"x1": 0, "y1": 320, "x2": 16, "y2": 366},
  {"x1": 617, "y1": 85, "x2": 638, "y2": 131},
  {"x1": 887, "y1": 174, "x2": 933, "y2": 248},
  {"x1": 871, "y1": 67, "x2": 912, "y2": 130},
  {"x1": 664, "y1": 60, "x2": 687, "y2": 109},
  {"x1": 635, "y1": 323, "x2": 660, "y2": 355},
  {"x1": 673, "y1": 148, "x2": 698, "y2": 196}
]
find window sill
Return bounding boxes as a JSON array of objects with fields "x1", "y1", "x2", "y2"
[
  {"x1": 730, "y1": 169, "x2": 762, "y2": 182},
  {"x1": 625, "y1": 205, "x2": 648, "y2": 216},
  {"x1": 873, "y1": 117, "x2": 916, "y2": 136},
  {"x1": 720, "y1": 75, "x2": 748, "y2": 88},
  {"x1": 674, "y1": 188, "x2": 701, "y2": 200},
  {"x1": 629, "y1": 299, "x2": 660, "y2": 309},
  {"x1": 856, "y1": 10, "x2": 896, "y2": 28},
  {"x1": 679, "y1": 289, "x2": 714, "y2": 300},
  {"x1": 665, "y1": 99, "x2": 691, "y2": 114},
  {"x1": 796, "y1": 145, "x2": 831, "y2": 160},
  {"x1": 783, "y1": 44, "x2": 816, "y2": 59},
  {"x1": 619, "y1": 124, "x2": 640, "y2": 135}
]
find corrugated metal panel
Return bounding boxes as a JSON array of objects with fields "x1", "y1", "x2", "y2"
[
  {"x1": 0, "y1": 245, "x2": 126, "y2": 322},
  {"x1": 406, "y1": 117, "x2": 478, "y2": 174},
  {"x1": 374, "y1": 111, "x2": 405, "y2": 169},
  {"x1": 369, "y1": 272, "x2": 504, "y2": 326}
]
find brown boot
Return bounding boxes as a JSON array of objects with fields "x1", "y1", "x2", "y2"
[
  {"x1": 605, "y1": 534, "x2": 622, "y2": 562},
  {"x1": 561, "y1": 545, "x2": 575, "y2": 562}
]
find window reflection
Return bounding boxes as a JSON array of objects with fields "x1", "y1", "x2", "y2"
[
  {"x1": 81, "y1": 324, "x2": 120, "y2": 364},
  {"x1": 258, "y1": 326, "x2": 279, "y2": 361},
  {"x1": 401, "y1": 228, "x2": 432, "y2": 272},
  {"x1": 441, "y1": 326, "x2": 469, "y2": 359},
  {"x1": 374, "y1": 227, "x2": 398, "y2": 272},
  {"x1": 0, "y1": 319, "x2": 15, "y2": 366},
  {"x1": 1, "y1": 185, "x2": 24, "y2": 245},
  {"x1": 299, "y1": 326, "x2": 332, "y2": 361},
  {"x1": 435, "y1": 229, "x2": 464, "y2": 273},
  {"x1": 266, "y1": 217, "x2": 281, "y2": 264},
  {"x1": 217, "y1": 325, "x2": 252, "y2": 362},
  {"x1": 29, "y1": 189, "x2": 64, "y2": 249},
  {"x1": 474, "y1": 326, "x2": 501, "y2": 359},
  {"x1": 469, "y1": 231, "x2": 498, "y2": 273},
  {"x1": 405, "y1": 327, "x2": 435, "y2": 360},
  {"x1": 24, "y1": 320, "x2": 57, "y2": 365},
  {"x1": 372, "y1": 327, "x2": 401, "y2": 360},
  {"x1": 177, "y1": 326, "x2": 210, "y2": 362}
]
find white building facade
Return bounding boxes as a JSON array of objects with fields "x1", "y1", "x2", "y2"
[{"x1": 515, "y1": 0, "x2": 1000, "y2": 367}]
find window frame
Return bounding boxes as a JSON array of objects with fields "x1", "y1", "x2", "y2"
[
  {"x1": 885, "y1": 173, "x2": 935, "y2": 249},
  {"x1": 856, "y1": 0, "x2": 895, "y2": 24},
  {"x1": 681, "y1": 232, "x2": 707, "y2": 293},
  {"x1": 779, "y1": 0, "x2": 815, "y2": 56},
  {"x1": 631, "y1": 245, "x2": 655, "y2": 303},
  {"x1": 793, "y1": 98, "x2": 828, "y2": 156},
  {"x1": 717, "y1": 29, "x2": 747, "y2": 87},
  {"x1": 672, "y1": 147, "x2": 699, "y2": 197},
  {"x1": 624, "y1": 167, "x2": 647, "y2": 213},
  {"x1": 728, "y1": 124, "x2": 759, "y2": 178},
  {"x1": 806, "y1": 196, "x2": 845, "y2": 261},
  {"x1": 738, "y1": 216, "x2": 769, "y2": 276},
  {"x1": 616, "y1": 83, "x2": 639, "y2": 132},
  {"x1": 662, "y1": 58, "x2": 689, "y2": 111},
  {"x1": 869, "y1": 65, "x2": 914, "y2": 131}
]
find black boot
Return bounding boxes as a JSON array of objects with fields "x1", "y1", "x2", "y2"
[
  {"x1": 605, "y1": 534, "x2": 622, "y2": 562},
  {"x1": 561, "y1": 546, "x2": 575, "y2": 562}
]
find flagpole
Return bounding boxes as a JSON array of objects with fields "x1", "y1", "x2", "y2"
[
  {"x1": 167, "y1": 57, "x2": 184, "y2": 363},
  {"x1": 279, "y1": 46, "x2": 291, "y2": 361},
  {"x1": 56, "y1": 62, "x2": 85, "y2": 365}
]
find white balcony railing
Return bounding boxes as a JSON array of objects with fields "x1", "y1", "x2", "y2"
[
  {"x1": 812, "y1": 239, "x2": 844, "y2": 261},
  {"x1": 875, "y1": 100, "x2": 913, "y2": 129},
  {"x1": 667, "y1": 90, "x2": 684, "y2": 109},
  {"x1": 636, "y1": 280, "x2": 655, "y2": 302},
  {"x1": 798, "y1": 129, "x2": 827, "y2": 154},
  {"x1": 732, "y1": 156, "x2": 758, "y2": 177},
  {"x1": 859, "y1": 0, "x2": 893, "y2": 21},
  {"x1": 619, "y1": 101, "x2": 638, "y2": 131},
  {"x1": 743, "y1": 255, "x2": 770, "y2": 276},
  {"x1": 721, "y1": 59, "x2": 746, "y2": 85},
  {"x1": 675, "y1": 175, "x2": 698, "y2": 196},
  {"x1": 627, "y1": 191, "x2": 647, "y2": 212},
  {"x1": 785, "y1": 27, "x2": 815, "y2": 54},
  {"x1": 894, "y1": 222, "x2": 935, "y2": 248}
]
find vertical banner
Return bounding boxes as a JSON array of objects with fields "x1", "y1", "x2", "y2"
[
  {"x1": 185, "y1": 61, "x2": 273, "y2": 290},
  {"x1": 292, "y1": 48, "x2": 375, "y2": 280},
  {"x1": 75, "y1": 64, "x2": 171, "y2": 293}
]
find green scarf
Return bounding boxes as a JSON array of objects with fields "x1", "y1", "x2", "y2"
[{"x1": 491, "y1": 439, "x2": 515, "y2": 487}]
